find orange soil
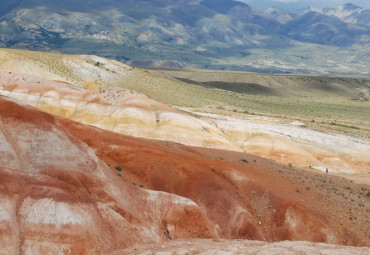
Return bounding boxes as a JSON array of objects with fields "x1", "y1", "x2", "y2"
[
  {"x1": 0, "y1": 94, "x2": 368, "y2": 253},
  {"x1": 0, "y1": 96, "x2": 218, "y2": 254},
  {"x1": 53, "y1": 80, "x2": 73, "y2": 85},
  {"x1": 60, "y1": 117, "x2": 370, "y2": 247}
]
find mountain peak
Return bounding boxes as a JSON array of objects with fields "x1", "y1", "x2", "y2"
[
  {"x1": 343, "y1": 3, "x2": 362, "y2": 10},
  {"x1": 201, "y1": 0, "x2": 249, "y2": 14}
]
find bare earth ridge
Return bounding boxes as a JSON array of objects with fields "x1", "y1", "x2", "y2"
[
  {"x1": 0, "y1": 48, "x2": 369, "y2": 254},
  {"x1": 0, "y1": 96, "x2": 218, "y2": 254},
  {"x1": 0, "y1": 96, "x2": 369, "y2": 253},
  {"x1": 59, "y1": 109, "x2": 370, "y2": 247},
  {"x1": 0, "y1": 69, "x2": 369, "y2": 174}
]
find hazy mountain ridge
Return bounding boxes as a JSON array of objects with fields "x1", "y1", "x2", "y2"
[
  {"x1": 267, "y1": 3, "x2": 369, "y2": 26},
  {"x1": 314, "y1": 3, "x2": 369, "y2": 26},
  {"x1": 0, "y1": 0, "x2": 369, "y2": 74}
]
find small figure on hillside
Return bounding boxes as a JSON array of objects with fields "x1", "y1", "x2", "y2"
[{"x1": 326, "y1": 168, "x2": 329, "y2": 174}]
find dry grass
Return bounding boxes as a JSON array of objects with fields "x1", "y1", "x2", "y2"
[{"x1": 1, "y1": 48, "x2": 369, "y2": 139}]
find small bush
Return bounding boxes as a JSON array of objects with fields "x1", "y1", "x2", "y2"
[
  {"x1": 242, "y1": 158, "x2": 248, "y2": 163},
  {"x1": 114, "y1": 166, "x2": 122, "y2": 171},
  {"x1": 288, "y1": 162, "x2": 293, "y2": 168}
]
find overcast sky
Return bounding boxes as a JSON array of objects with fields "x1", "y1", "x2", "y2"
[{"x1": 239, "y1": 0, "x2": 370, "y2": 10}]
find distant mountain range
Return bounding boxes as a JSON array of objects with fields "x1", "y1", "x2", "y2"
[{"x1": 0, "y1": 0, "x2": 369, "y2": 75}]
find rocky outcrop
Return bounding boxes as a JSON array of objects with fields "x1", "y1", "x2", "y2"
[{"x1": 353, "y1": 91, "x2": 370, "y2": 102}]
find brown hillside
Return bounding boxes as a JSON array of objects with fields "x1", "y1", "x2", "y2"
[{"x1": 60, "y1": 111, "x2": 370, "y2": 246}]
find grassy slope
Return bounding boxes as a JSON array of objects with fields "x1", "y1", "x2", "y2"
[
  {"x1": 129, "y1": 68, "x2": 370, "y2": 139},
  {"x1": 1, "y1": 48, "x2": 369, "y2": 138}
]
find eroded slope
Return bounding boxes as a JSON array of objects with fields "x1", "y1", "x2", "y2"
[
  {"x1": 0, "y1": 96, "x2": 217, "y2": 254},
  {"x1": 1, "y1": 69, "x2": 369, "y2": 174},
  {"x1": 60, "y1": 111, "x2": 370, "y2": 247},
  {"x1": 0, "y1": 95, "x2": 369, "y2": 254}
]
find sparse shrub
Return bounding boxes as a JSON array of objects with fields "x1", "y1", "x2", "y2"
[
  {"x1": 114, "y1": 166, "x2": 122, "y2": 171},
  {"x1": 117, "y1": 174, "x2": 122, "y2": 177},
  {"x1": 367, "y1": 191, "x2": 370, "y2": 197},
  {"x1": 242, "y1": 158, "x2": 248, "y2": 163},
  {"x1": 139, "y1": 184, "x2": 144, "y2": 188},
  {"x1": 345, "y1": 187, "x2": 351, "y2": 190},
  {"x1": 306, "y1": 187, "x2": 310, "y2": 190},
  {"x1": 288, "y1": 162, "x2": 293, "y2": 168},
  {"x1": 279, "y1": 169, "x2": 284, "y2": 173},
  {"x1": 132, "y1": 182, "x2": 137, "y2": 186}
]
